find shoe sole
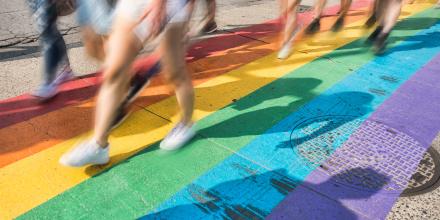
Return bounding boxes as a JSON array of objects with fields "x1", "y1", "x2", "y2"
[
  {"x1": 32, "y1": 92, "x2": 58, "y2": 103},
  {"x1": 159, "y1": 130, "x2": 196, "y2": 151},
  {"x1": 203, "y1": 27, "x2": 218, "y2": 34},
  {"x1": 59, "y1": 157, "x2": 109, "y2": 167}
]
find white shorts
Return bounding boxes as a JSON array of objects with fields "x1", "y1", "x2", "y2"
[{"x1": 115, "y1": 0, "x2": 191, "y2": 41}]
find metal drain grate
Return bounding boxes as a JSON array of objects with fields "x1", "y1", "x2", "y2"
[
  {"x1": 298, "y1": 5, "x2": 313, "y2": 13},
  {"x1": 290, "y1": 116, "x2": 440, "y2": 195}
]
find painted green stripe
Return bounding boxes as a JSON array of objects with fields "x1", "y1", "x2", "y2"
[{"x1": 19, "y1": 7, "x2": 439, "y2": 220}]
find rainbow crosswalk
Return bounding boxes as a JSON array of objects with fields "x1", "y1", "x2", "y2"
[{"x1": 1, "y1": 0, "x2": 440, "y2": 219}]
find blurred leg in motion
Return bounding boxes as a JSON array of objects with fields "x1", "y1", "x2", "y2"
[
  {"x1": 159, "y1": 21, "x2": 196, "y2": 150},
  {"x1": 26, "y1": 0, "x2": 74, "y2": 101},
  {"x1": 306, "y1": 0, "x2": 325, "y2": 34},
  {"x1": 365, "y1": 0, "x2": 380, "y2": 27},
  {"x1": 60, "y1": 0, "x2": 196, "y2": 167},
  {"x1": 278, "y1": 0, "x2": 302, "y2": 59},
  {"x1": 331, "y1": 0, "x2": 352, "y2": 31},
  {"x1": 112, "y1": 0, "x2": 197, "y2": 130},
  {"x1": 366, "y1": 0, "x2": 402, "y2": 54},
  {"x1": 305, "y1": 0, "x2": 352, "y2": 34},
  {"x1": 76, "y1": 0, "x2": 115, "y2": 62},
  {"x1": 201, "y1": 0, "x2": 218, "y2": 33},
  {"x1": 76, "y1": 0, "x2": 167, "y2": 131}
]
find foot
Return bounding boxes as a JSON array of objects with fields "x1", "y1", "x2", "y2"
[
  {"x1": 373, "y1": 32, "x2": 389, "y2": 55},
  {"x1": 32, "y1": 65, "x2": 74, "y2": 100},
  {"x1": 278, "y1": 42, "x2": 292, "y2": 60},
  {"x1": 110, "y1": 106, "x2": 132, "y2": 131},
  {"x1": 305, "y1": 18, "x2": 320, "y2": 35},
  {"x1": 59, "y1": 140, "x2": 109, "y2": 167},
  {"x1": 32, "y1": 83, "x2": 58, "y2": 101},
  {"x1": 364, "y1": 14, "x2": 377, "y2": 28},
  {"x1": 278, "y1": 24, "x2": 302, "y2": 60},
  {"x1": 331, "y1": 17, "x2": 344, "y2": 32},
  {"x1": 365, "y1": 26, "x2": 383, "y2": 45},
  {"x1": 53, "y1": 65, "x2": 74, "y2": 85},
  {"x1": 202, "y1": 21, "x2": 218, "y2": 34},
  {"x1": 160, "y1": 122, "x2": 196, "y2": 151}
]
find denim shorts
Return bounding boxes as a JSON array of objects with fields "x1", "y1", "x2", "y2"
[
  {"x1": 76, "y1": 0, "x2": 115, "y2": 35},
  {"x1": 115, "y1": 0, "x2": 191, "y2": 41}
]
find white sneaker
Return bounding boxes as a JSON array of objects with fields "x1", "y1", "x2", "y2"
[
  {"x1": 32, "y1": 65, "x2": 74, "y2": 100},
  {"x1": 278, "y1": 43, "x2": 292, "y2": 60},
  {"x1": 32, "y1": 83, "x2": 58, "y2": 100},
  {"x1": 278, "y1": 24, "x2": 303, "y2": 60},
  {"x1": 160, "y1": 122, "x2": 196, "y2": 151},
  {"x1": 59, "y1": 140, "x2": 109, "y2": 167},
  {"x1": 53, "y1": 66, "x2": 74, "y2": 85}
]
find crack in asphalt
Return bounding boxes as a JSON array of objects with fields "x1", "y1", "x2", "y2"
[{"x1": 0, "y1": 26, "x2": 80, "y2": 48}]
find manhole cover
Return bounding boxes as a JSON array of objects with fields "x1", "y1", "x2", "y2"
[
  {"x1": 290, "y1": 116, "x2": 440, "y2": 195},
  {"x1": 402, "y1": 147, "x2": 440, "y2": 196},
  {"x1": 291, "y1": 115, "x2": 363, "y2": 168}
]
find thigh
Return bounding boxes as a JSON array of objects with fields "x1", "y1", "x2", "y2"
[
  {"x1": 103, "y1": 15, "x2": 142, "y2": 81},
  {"x1": 160, "y1": 22, "x2": 189, "y2": 82}
]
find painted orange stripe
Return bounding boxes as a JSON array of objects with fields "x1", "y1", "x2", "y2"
[
  {"x1": 0, "y1": 39, "x2": 274, "y2": 168},
  {"x1": 0, "y1": 31, "x2": 258, "y2": 129},
  {"x1": 0, "y1": 1, "x2": 371, "y2": 168}
]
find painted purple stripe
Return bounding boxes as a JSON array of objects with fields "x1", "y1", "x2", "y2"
[{"x1": 268, "y1": 53, "x2": 440, "y2": 219}]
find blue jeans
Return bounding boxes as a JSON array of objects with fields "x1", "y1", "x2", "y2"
[{"x1": 27, "y1": 0, "x2": 69, "y2": 85}]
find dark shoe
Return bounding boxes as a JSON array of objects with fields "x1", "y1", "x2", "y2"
[
  {"x1": 365, "y1": 26, "x2": 383, "y2": 45},
  {"x1": 305, "y1": 18, "x2": 321, "y2": 35},
  {"x1": 202, "y1": 21, "x2": 218, "y2": 34},
  {"x1": 127, "y1": 62, "x2": 161, "y2": 103},
  {"x1": 373, "y1": 32, "x2": 389, "y2": 55},
  {"x1": 109, "y1": 62, "x2": 161, "y2": 131},
  {"x1": 331, "y1": 17, "x2": 345, "y2": 32},
  {"x1": 365, "y1": 14, "x2": 377, "y2": 28},
  {"x1": 110, "y1": 105, "x2": 132, "y2": 131}
]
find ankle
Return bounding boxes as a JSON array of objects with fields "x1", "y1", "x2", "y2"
[
  {"x1": 179, "y1": 119, "x2": 193, "y2": 127},
  {"x1": 95, "y1": 139, "x2": 109, "y2": 148}
]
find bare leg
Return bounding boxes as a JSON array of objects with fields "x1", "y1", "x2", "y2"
[
  {"x1": 381, "y1": 0, "x2": 402, "y2": 34},
  {"x1": 158, "y1": 20, "x2": 198, "y2": 151},
  {"x1": 204, "y1": 0, "x2": 216, "y2": 24},
  {"x1": 332, "y1": 0, "x2": 352, "y2": 31},
  {"x1": 81, "y1": 26, "x2": 107, "y2": 61},
  {"x1": 278, "y1": 0, "x2": 302, "y2": 59},
  {"x1": 161, "y1": 22, "x2": 194, "y2": 125},
  {"x1": 338, "y1": 0, "x2": 351, "y2": 18},
  {"x1": 93, "y1": 16, "x2": 143, "y2": 147},
  {"x1": 282, "y1": 0, "x2": 301, "y2": 45},
  {"x1": 199, "y1": 0, "x2": 218, "y2": 33},
  {"x1": 305, "y1": 0, "x2": 325, "y2": 34},
  {"x1": 367, "y1": 0, "x2": 402, "y2": 54}
]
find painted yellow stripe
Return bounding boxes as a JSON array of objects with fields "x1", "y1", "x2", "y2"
[{"x1": 0, "y1": 3, "x2": 433, "y2": 219}]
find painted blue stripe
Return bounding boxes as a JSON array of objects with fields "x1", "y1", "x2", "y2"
[{"x1": 141, "y1": 20, "x2": 440, "y2": 219}]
